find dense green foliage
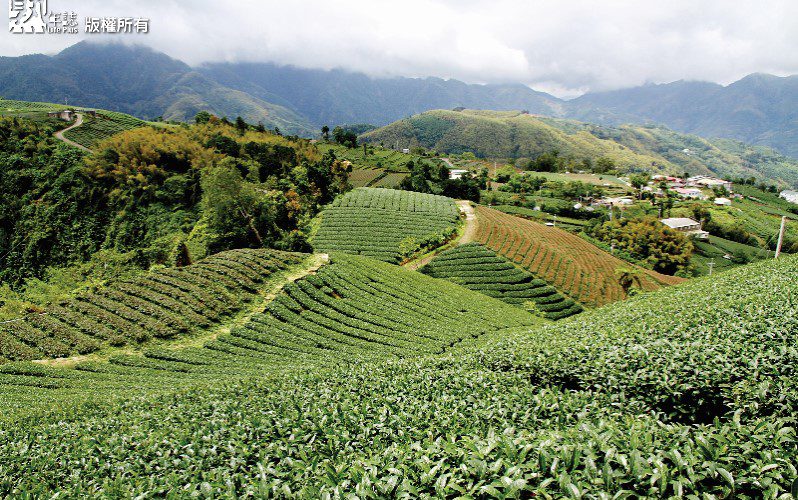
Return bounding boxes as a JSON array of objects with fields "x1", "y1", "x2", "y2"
[
  {"x1": 311, "y1": 188, "x2": 460, "y2": 263},
  {"x1": 362, "y1": 109, "x2": 798, "y2": 187},
  {"x1": 400, "y1": 159, "x2": 486, "y2": 202},
  {"x1": 0, "y1": 249, "x2": 304, "y2": 362},
  {"x1": 2, "y1": 254, "x2": 798, "y2": 496},
  {"x1": 588, "y1": 217, "x2": 694, "y2": 274},
  {"x1": 0, "y1": 116, "x2": 349, "y2": 287},
  {"x1": 422, "y1": 243, "x2": 582, "y2": 319}
]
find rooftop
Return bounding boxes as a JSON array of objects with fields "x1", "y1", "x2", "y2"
[{"x1": 661, "y1": 217, "x2": 700, "y2": 229}]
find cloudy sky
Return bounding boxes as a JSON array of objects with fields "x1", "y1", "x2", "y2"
[{"x1": 4, "y1": 0, "x2": 798, "y2": 96}]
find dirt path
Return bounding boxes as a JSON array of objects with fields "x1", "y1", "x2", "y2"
[
  {"x1": 403, "y1": 201, "x2": 477, "y2": 271},
  {"x1": 33, "y1": 254, "x2": 330, "y2": 368},
  {"x1": 457, "y1": 200, "x2": 477, "y2": 243},
  {"x1": 53, "y1": 113, "x2": 90, "y2": 152}
]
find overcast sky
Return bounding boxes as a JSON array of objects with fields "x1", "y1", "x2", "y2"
[{"x1": 4, "y1": 0, "x2": 798, "y2": 97}]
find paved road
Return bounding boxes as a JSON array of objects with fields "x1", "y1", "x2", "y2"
[{"x1": 53, "y1": 114, "x2": 91, "y2": 152}]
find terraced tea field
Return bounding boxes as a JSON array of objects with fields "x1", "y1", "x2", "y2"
[
  {"x1": 422, "y1": 243, "x2": 583, "y2": 319},
  {"x1": 312, "y1": 188, "x2": 461, "y2": 263},
  {"x1": 0, "y1": 99, "x2": 152, "y2": 148},
  {"x1": 473, "y1": 205, "x2": 683, "y2": 307},
  {"x1": 3, "y1": 253, "x2": 798, "y2": 497},
  {"x1": 0, "y1": 249, "x2": 306, "y2": 362},
  {"x1": 348, "y1": 166, "x2": 386, "y2": 187},
  {"x1": 62, "y1": 110, "x2": 150, "y2": 148},
  {"x1": 0, "y1": 252, "x2": 540, "y2": 410}
]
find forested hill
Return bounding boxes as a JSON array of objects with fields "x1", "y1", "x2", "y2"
[
  {"x1": 360, "y1": 109, "x2": 798, "y2": 187},
  {"x1": 0, "y1": 42, "x2": 314, "y2": 135},
  {"x1": 199, "y1": 62, "x2": 564, "y2": 127},
  {"x1": 6, "y1": 42, "x2": 798, "y2": 160},
  {"x1": 0, "y1": 114, "x2": 350, "y2": 288},
  {"x1": 570, "y1": 74, "x2": 798, "y2": 158}
]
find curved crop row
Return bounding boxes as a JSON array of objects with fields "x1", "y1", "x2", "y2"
[
  {"x1": 422, "y1": 243, "x2": 583, "y2": 319},
  {"x1": 473, "y1": 206, "x2": 684, "y2": 307},
  {"x1": 124, "y1": 253, "x2": 540, "y2": 372},
  {"x1": 0, "y1": 249, "x2": 305, "y2": 362},
  {"x1": 62, "y1": 111, "x2": 149, "y2": 148},
  {"x1": 312, "y1": 188, "x2": 460, "y2": 263}
]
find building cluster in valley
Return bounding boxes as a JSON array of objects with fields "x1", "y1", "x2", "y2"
[
  {"x1": 593, "y1": 174, "x2": 736, "y2": 209},
  {"x1": 645, "y1": 175, "x2": 735, "y2": 200}
]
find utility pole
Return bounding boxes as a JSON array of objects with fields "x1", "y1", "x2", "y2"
[
  {"x1": 707, "y1": 259, "x2": 715, "y2": 276},
  {"x1": 775, "y1": 216, "x2": 788, "y2": 259}
]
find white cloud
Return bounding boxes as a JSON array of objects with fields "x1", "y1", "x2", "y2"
[{"x1": 2, "y1": 0, "x2": 798, "y2": 96}]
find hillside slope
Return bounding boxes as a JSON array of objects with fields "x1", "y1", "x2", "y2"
[
  {"x1": 473, "y1": 206, "x2": 683, "y2": 307},
  {"x1": 570, "y1": 74, "x2": 798, "y2": 158},
  {"x1": 0, "y1": 249, "x2": 307, "y2": 362},
  {"x1": 361, "y1": 109, "x2": 798, "y2": 187},
  {"x1": 0, "y1": 42, "x2": 314, "y2": 134},
  {"x1": 311, "y1": 188, "x2": 461, "y2": 263},
  {"x1": 1, "y1": 253, "x2": 797, "y2": 496},
  {"x1": 421, "y1": 242, "x2": 583, "y2": 319}
]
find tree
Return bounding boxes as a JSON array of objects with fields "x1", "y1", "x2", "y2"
[
  {"x1": 594, "y1": 156, "x2": 615, "y2": 174},
  {"x1": 235, "y1": 116, "x2": 248, "y2": 133},
  {"x1": 173, "y1": 240, "x2": 191, "y2": 267},
  {"x1": 591, "y1": 217, "x2": 693, "y2": 274},
  {"x1": 194, "y1": 111, "x2": 211, "y2": 124},
  {"x1": 629, "y1": 173, "x2": 650, "y2": 199},
  {"x1": 321, "y1": 125, "x2": 330, "y2": 141},
  {"x1": 616, "y1": 267, "x2": 643, "y2": 295},
  {"x1": 332, "y1": 126, "x2": 357, "y2": 148},
  {"x1": 201, "y1": 160, "x2": 264, "y2": 247}
]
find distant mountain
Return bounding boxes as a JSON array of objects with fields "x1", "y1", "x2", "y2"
[
  {"x1": 362, "y1": 109, "x2": 798, "y2": 187},
  {"x1": 5, "y1": 42, "x2": 798, "y2": 161},
  {"x1": 199, "y1": 62, "x2": 565, "y2": 128},
  {"x1": 0, "y1": 42, "x2": 314, "y2": 134},
  {"x1": 199, "y1": 62, "x2": 798, "y2": 159},
  {"x1": 570, "y1": 75, "x2": 798, "y2": 158}
]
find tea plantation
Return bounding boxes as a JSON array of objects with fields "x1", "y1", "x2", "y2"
[
  {"x1": 1, "y1": 254, "x2": 798, "y2": 497},
  {"x1": 474, "y1": 205, "x2": 684, "y2": 307},
  {"x1": 421, "y1": 242, "x2": 583, "y2": 319},
  {"x1": 62, "y1": 110, "x2": 150, "y2": 148},
  {"x1": 311, "y1": 187, "x2": 461, "y2": 263},
  {"x1": 0, "y1": 249, "x2": 306, "y2": 362}
]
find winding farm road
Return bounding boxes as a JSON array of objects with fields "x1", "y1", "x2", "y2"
[
  {"x1": 53, "y1": 113, "x2": 90, "y2": 152},
  {"x1": 457, "y1": 200, "x2": 477, "y2": 244},
  {"x1": 403, "y1": 200, "x2": 477, "y2": 270}
]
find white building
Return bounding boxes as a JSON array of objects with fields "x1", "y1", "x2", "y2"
[
  {"x1": 780, "y1": 190, "x2": 798, "y2": 204},
  {"x1": 714, "y1": 197, "x2": 732, "y2": 206},
  {"x1": 449, "y1": 169, "x2": 469, "y2": 180},
  {"x1": 660, "y1": 217, "x2": 709, "y2": 239}
]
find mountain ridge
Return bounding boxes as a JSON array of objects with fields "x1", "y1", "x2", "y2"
[
  {"x1": 4, "y1": 42, "x2": 798, "y2": 158},
  {"x1": 360, "y1": 109, "x2": 798, "y2": 187}
]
